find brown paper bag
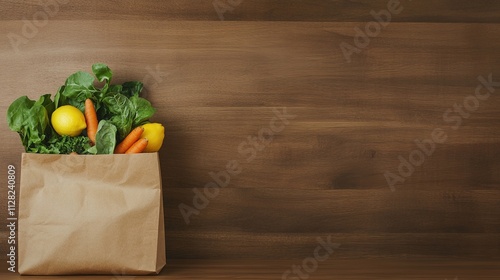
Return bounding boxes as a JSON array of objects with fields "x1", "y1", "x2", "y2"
[{"x1": 18, "y1": 153, "x2": 166, "y2": 275}]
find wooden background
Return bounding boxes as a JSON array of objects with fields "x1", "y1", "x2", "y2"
[{"x1": 1, "y1": 0, "x2": 500, "y2": 276}]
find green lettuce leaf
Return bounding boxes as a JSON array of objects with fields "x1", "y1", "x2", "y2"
[
  {"x1": 7, "y1": 96, "x2": 49, "y2": 152},
  {"x1": 102, "y1": 93, "x2": 134, "y2": 140},
  {"x1": 93, "y1": 120, "x2": 117, "y2": 154},
  {"x1": 130, "y1": 95, "x2": 156, "y2": 127},
  {"x1": 92, "y1": 63, "x2": 112, "y2": 93},
  {"x1": 121, "y1": 81, "x2": 143, "y2": 97}
]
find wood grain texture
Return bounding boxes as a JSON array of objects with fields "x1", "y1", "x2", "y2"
[
  {"x1": 1, "y1": 0, "x2": 500, "y2": 275},
  {"x1": 1, "y1": 0, "x2": 500, "y2": 22},
  {"x1": 1, "y1": 259, "x2": 500, "y2": 279}
]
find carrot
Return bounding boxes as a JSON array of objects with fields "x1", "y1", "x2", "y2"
[
  {"x1": 114, "y1": 126, "x2": 145, "y2": 154},
  {"x1": 69, "y1": 152, "x2": 78, "y2": 155},
  {"x1": 125, "y1": 138, "x2": 148, "y2": 154},
  {"x1": 84, "y1": 99, "x2": 98, "y2": 145}
]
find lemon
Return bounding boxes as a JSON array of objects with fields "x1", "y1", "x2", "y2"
[
  {"x1": 141, "y1": 123, "x2": 165, "y2": 152},
  {"x1": 51, "y1": 105, "x2": 87, "y2": 137}
]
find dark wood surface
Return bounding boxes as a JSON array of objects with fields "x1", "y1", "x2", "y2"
[
  {"x1": 2, "y1": 0, "x2": 500, "y2": 22},
  {"x1": 1, "y1": 259, "x2": 500, "y2": 279},
  {"x1": 1, "y1": 0, "x2": 500, "y2": 277}
]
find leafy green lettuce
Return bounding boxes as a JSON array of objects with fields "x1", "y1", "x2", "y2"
[{"x1": 87, "y1": 120, "x2": 117, "y2": 155}]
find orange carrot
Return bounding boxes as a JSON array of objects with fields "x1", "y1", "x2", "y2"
[
  {"x1": 114, "y1": 126, "x2": 145, "y2": 154},
  {"x1": 69, "y1": 152, "x2": 78, "y2": 155},
  {"x1": 125, "y1": 138, "x2": 148, "y2": 154},
  {"x1": 85, "y1": 99, "x2": 98, "y2": 145}
]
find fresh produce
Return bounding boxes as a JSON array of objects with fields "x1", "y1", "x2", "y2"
[
  {"x1": 141, "y1": 123, "x2": 165, "y2": 152},
  {"x1": 51, "y1": 105, "x2": 87, "y2": 137},
  {"x1": 84, "y1": 99, "x2": 98, "y2": 145},
  {"x1": 115, "y1": 126, "x2": 145, "y2": 154},
  {"x1": 125, "y1": 138, "x2": 149, "y2": 154},
  {"x1": 6, "y1": 63, "x2": 164, "y2": 154}
]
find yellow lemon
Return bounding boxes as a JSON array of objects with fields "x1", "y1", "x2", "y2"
[
  {"x1": 141, "y1": 123, "x2": 165, "y2": 152},
  {"x1": 51, "y1": 105, "x2": 87, "y2": 137}
]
